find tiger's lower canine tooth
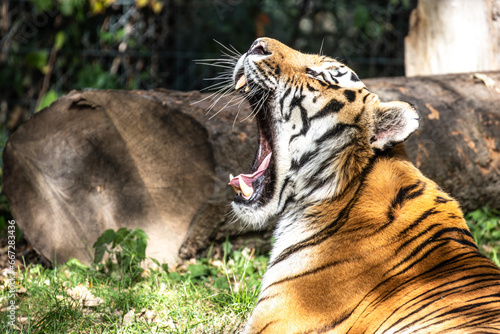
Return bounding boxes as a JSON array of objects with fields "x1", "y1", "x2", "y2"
[
  {"x1": 235, "y1": 75, "x2": 247, "y2": 90},
  {"x1": 238, "y1": 176, "x2": 253, "y2": 199}
]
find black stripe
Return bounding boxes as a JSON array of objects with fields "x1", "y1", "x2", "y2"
[
  {"x1": 430, "y1": 227, "x2": 478, "y2": 248},
  {"x1": 315, "y1": 123, "x2": 354, "y2": 145},
  {"x1": 393, "y1": 181, "x2": 424, "y2": 208},
  {"x1": 317, "y1": 80, "x2": 341, "y2": 90},
  {"x1": 388, "y1": 181, "x2": 425, "y2": 221},
  {"x1": 398, "y1": 208, "x2": 440, "y2": 237},
  {"x1": 278, "y1": 86, "x2": 292, "y2": 119},
  {"x1": 330, "y1": 69, "x2": 347, "y2": 78},
  {"x1": 383, "y1": 274, "x2": 500, "y2": 331},
  {"x1": 290, "y1": 149, "x2": 318, "y2": 171},
  {"x1": 395, "y1": 223, "x2": 441, "y2": 253},
  {"x1": 265, "y1": 258, "x2": 353, "y2": 291},
  {"x1": 306, "y1": 82, "x2": 318, "y2": 92},
  {"x1": 274, "y1": 65, "x2": 281, "y2": 77},
  {"x1": 277, "y1": 195, "x2": 296, "y2": 216},
  {"x1": 350, "y1": 72, "x2": 360, "y2": 82},
  {"x1": 249, "y1": 65, "x2": 275, "y2": 88},
  {"x1": 368, "y1": 253, "x2": 485, "y2": 312},
  {"x1": 394, "y1": 224, "x2": 480, "y2": 274},
  {"x1": 322, "y1": 71, "x2": 338, "y2": 83},
  {"x1": 310, "y1": 98, "x2": 345, "y2": 121},
  {"x1": 278, "y1": 175, "x2": 292, "y2": 203},
  {"x1": 391, "y1": 240, "x2": 448, "y2": 275},
  {"x1": 352, "y1": 106, "x2": 365, "y2": 124},
  {"x1": 254, "y1": 293, "x2": 278, "y2": 308},
  {"x1": 289, "y1": 101, "x2": 310, "y2": 143},
  {"x1": 269, "y1": 154, "x2": 379, "y2": 268},
  {"x1": 290, "y1": 87, "x2": 305, "y2": 108},
  {"x1": 343, "y1": 89, "x2": 356, "y2": 102},
  {"x1": 255, "y1": 320, "x2": 277, "y2": 334},
  {"x1": 434, "y1": 196, "x2": 451, "y2": 204},
  {"x1": 299, "y1": 175, "x2": 333, "y2": 201},
  {"x1": 316, "y1": 309, "x2": 353, "y2": 333},
  {"x1": 298, "y1": 141, "x2": 356, "y2": 201},
  {"x1": 362, "y1": 93, "x2": 370, "y2": 103}
]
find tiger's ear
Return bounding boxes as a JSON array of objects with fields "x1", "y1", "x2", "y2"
[{"x1": 371, "y1": 101, "x2": 420, "y2": 150}]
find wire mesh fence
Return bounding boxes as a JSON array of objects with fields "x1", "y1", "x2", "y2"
[{"x1": 0, "y1": 0, "x2": 416, "y2": 126}]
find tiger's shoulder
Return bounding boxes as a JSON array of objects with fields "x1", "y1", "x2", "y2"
[{"x1": 219, "y1": 37, "x2": 500, "y2": 333}]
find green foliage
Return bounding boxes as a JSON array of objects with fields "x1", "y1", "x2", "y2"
[
  {"x1": 1, "y1": 236, "x2": 267, "y2": 333},
  {"x1": 24, "y1": 50, "x2": 49, "y2": 73},
  {"x1": 75, "y1": 64, "x2": 122, "y2": 90},
  {"x1": 2, "y1": 0, "x2": 418, "y2": 118},
  {"x1": 354, "y1": 5, "x2": 370, "y2": 29},
  {"x1": 466, "y1": 207, "x2": 500, "y2": 266},
  {"x1": 30, "y1": 0, "x2": 53, "y2": 13},
  {"x1": 57, "y1": 0, "x2": 87, "y2": 19},
  {"x1": 93, "y1": 227, "x2": 148, "y2": 281},
  {"x1": 54, "y1": 31, "x2": 66, "y2": 51},
  {"x1": 37, "y1": 89, "x2": 60, "y2": 111}
]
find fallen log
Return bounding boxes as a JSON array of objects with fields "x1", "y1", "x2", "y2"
[{"x1": 3, "y1": 72, "x2": 500, "y2": 265}]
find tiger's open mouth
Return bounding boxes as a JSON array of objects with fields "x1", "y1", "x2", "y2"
[{"x1": 228, "y1": 48, "x2": 275, "y2": 204}]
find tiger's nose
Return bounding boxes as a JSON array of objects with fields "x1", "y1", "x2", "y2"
[{"x1": 248, "y1": 39, "x2": 269, "y2": 55}]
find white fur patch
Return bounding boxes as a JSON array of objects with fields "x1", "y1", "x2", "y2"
[{"x1": 308, "y1": 62, "x2": 365, "y2": 89}]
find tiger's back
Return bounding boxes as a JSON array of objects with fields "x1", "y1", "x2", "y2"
[
  {"x1": 219, "y1": 37, "x2": 500, "y2": 333},
  {"x1": 250, "y1": 146, "x2": 500, "y2": 333}
]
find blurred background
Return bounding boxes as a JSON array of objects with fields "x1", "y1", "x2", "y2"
[{"x1": 0, "y1": 0, "x2": 416, "y2": 127}]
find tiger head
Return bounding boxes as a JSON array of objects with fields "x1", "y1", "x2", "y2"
[{"x1": 228, "y1": 38, "x2": 419, "y2": 226}]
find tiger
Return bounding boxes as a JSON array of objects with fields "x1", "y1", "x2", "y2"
[{"x1": 222, "y1": 38, "x2": 500, "y2": 333}]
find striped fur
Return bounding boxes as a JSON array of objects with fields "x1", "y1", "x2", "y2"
[{"x1": 228, "y1": 38, "x2": 500, "y2": 333}]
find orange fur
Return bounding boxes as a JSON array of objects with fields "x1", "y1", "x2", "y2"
[{"x1": 230, "y1": 39, "x2": 500, "y2": 333}]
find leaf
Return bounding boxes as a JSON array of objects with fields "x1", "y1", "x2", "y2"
[
  {"x1": 136, "y1": 237, "x2": 147, "y2": 259},
  {"x1": 187, "y1": 264, "x2": 209, "y2": 278},
  {"x1": 55, "y1": 31, "x2": 66, "y2": 51},
  {"x1": 59, "y1": 0, "x2": 75, "y2": 16},
  {"x1": 25, "y1": 51, "x2": 49, "y2": 72},
  {"x1": 93, "y1": 229, "x2": 116, "y2": 248},
  {"x1": 151, "y1": 258, "x2": 161, "y2": 267},
  {"x1": 132, "y1": 228, "x2": 148, "y2": 241},
  {"x1": 93, "y1": 244, "x2": 108, "y2": 265},
  {"x1": 30, "y1": 0, "x2": 53, "y2": 13},
  {"x1": 66, "y1": 283, "x2": 104, "y2": 307},
  {"x1": 222, "y1": 237, "x2": 233, "y2": 261},
  {"x1": 366, "y1": 22, "x2": 384, "y2": 39},
  {"x1": 112, "y1": 227, "x2": 131, "y2": 248},
  {"x1": 66, "y1": 258, "x2": 87, "y2": 269},
  {"x1": 353, "y1": 5, "x2": 370, "y2": 29},
  {"x1": 93, "y1": 229, "x2": 116, "y2": 264},
  {"x1": 37, "y1": 90, "x2": 59, "y2": 112}
]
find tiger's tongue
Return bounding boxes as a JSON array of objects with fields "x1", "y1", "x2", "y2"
[{"x1": 228, "y1": 153, "x2": 272, "y2": 200}]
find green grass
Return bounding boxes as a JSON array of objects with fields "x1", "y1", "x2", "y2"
[
  {"x1": 0, "y1": 241, "x2": 267, "y2": 333},
  {"x1": 0, "y1": 207, "x2": 499, "y2": 333},
  {"x1": 466, "y1": 207, "x2": 500, "y2": 266}
]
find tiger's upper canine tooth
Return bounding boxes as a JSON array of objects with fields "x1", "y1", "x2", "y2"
[{"x1": 235, "y1": 75, "x2": 247, "y2": 90}]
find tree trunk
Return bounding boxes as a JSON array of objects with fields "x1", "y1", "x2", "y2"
[
  {"x1": 405, "y1": 0, "x2": 500, "y2": 76},
  {"x1": 3, "y1": 73, "x2": 500, "y2": 265}
]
